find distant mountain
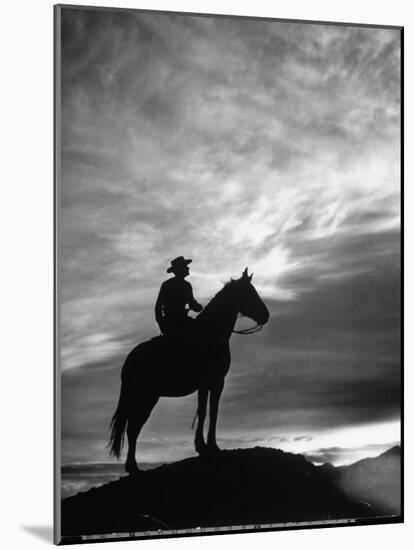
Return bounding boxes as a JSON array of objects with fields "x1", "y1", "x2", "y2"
[
  {"x1": 331, "y1": 446, "x2": 401, "y2": 515},
  {"x1": 61, "y1": 446, "x2": 400, "y2": 539}
]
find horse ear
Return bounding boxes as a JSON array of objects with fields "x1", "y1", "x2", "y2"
[
  {"x1": 249, "y1": 272, "x2": 253, "y2": 282},
  {"x1": 242, "y1": 267, "x2": 248, "y2": 279}
]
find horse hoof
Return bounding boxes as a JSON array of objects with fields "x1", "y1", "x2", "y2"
[
  {"x1": 207, "y1": 443, "x2": 221, "y2": 455},
  {"x1": 125, "y1": 462, "x2": 141, "y2": 476},
  {"x1": 128, "y1": 469, "x2": 141, "y2": 478},
  {"x1": 195, "y1": 439, "x2": 207, "y2": 456}
]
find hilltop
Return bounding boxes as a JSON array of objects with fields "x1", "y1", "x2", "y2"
[{"x1": 61, "y1": 446, "x2": 401, "y2": 539}]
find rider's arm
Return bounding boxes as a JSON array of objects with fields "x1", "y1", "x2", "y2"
[
  {"x1": 155, "y1": 284, "x2": 165, "y2": 329},
  {"x1": 187, "y1": 284, "x2": 203, "y2": 313}
]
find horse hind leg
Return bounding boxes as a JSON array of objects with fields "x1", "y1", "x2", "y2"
[{"x1": 125, "y1": 393, "x2": 159, "y2": 475}]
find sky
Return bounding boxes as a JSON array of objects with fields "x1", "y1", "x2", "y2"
[{"x1": 59, "y1": 7, "x2": 401, "y2": 477}]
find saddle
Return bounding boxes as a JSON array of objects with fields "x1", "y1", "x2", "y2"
[
  {"x1": 147, "y1": 330, "x2": 206, "y2": 381},
  {"x1": 150, "y1": 333, "x2": 193, "y2": 360}
]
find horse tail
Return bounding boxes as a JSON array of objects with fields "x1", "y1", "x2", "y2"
[{"x1": 109, "y1": 381, "x2": 129, "y2": 458}]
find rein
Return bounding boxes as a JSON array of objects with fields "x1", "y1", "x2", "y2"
[{"x1": 233, "y1": 323, "x2": 263, "y2": 335}]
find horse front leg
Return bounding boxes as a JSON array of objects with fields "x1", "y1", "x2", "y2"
[
  {"x1": 207, "y1": 378, "x2": 224, "y2": 453},
  {"x1": 195, "y1": 387, "x2": 208, "y2": 455}
]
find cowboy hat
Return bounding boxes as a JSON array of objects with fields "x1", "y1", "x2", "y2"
[{"x1": 167, "y1": 256, "x2": 192, "y2": 273}]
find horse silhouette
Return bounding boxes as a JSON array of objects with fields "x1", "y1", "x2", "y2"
[{"x1": 109, "y1": 268, "x2": 270, "y2": 474}]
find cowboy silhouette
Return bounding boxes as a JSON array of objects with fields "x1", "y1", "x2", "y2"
[{"x1": 155, "y1": 256, "x2": 203, "y2": 341}]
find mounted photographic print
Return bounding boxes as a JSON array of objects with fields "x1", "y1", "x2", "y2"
[{"x1": 54, "y1": 4, "x2": 403, "y2": 545}]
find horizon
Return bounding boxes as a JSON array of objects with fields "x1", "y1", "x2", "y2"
[
  {"x1": 62, "y1": 441, "x2": 400, "y2": 469},
  {"x1": 61, "y1": 442, "x2": 401, "y2": 499}
]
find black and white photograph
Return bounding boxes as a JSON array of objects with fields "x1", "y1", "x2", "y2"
[{"x1": 54, "y1": 4, "x2": 402, "y2": 545}]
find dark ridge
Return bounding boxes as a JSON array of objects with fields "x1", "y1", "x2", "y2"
[
  {"x1": 379, "y1": 445, "x2": 401, "y2": 458},
  {"x1": 61, "y1": 446, "x2": 400, "y2": 537}
]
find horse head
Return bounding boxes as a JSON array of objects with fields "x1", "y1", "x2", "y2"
[{"x1": 230, "y1": 268, "x2": 270, "y2": 327}]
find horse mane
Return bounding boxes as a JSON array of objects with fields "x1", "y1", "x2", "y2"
[{"x1": 195, "y1": 280, "x2": 237, "y2": 324}]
